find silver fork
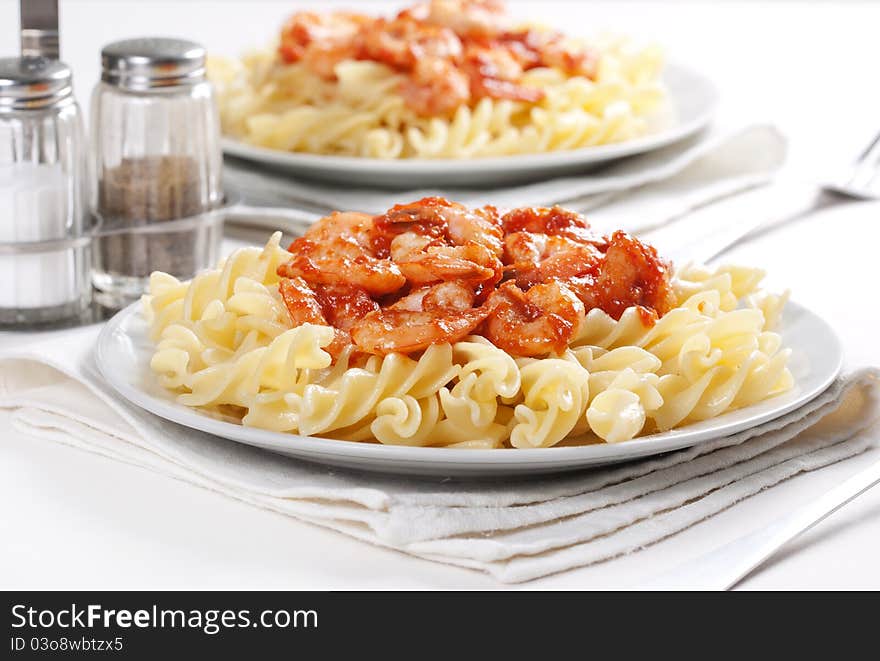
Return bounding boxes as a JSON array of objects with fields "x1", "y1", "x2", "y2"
[
  {"x1": 826, "y1": 130, "x2": 880, "y2": 200},
  {"x1": 669, "y1": 129, "x2": 880, "y2": 265}
]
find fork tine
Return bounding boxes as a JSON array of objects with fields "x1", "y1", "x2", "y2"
[
  {"x1": 841, "y1": 131, "x2": 880, "y2": 192},
  {"x1": 855, "y1": 130, "x2": 880, "y2": 164}
]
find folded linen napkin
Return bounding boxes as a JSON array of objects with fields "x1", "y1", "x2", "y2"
[
  {"x1": 1, "y1": 326, "x2": 877, "y2": 583},
  {"x1": 225, "y1": 124, "x2": 786, "y2": 236}
]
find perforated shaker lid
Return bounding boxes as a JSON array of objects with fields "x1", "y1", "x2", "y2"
[
  {"x1": 0, "y1": 57, "x2": 73, "y2": 110},
  {"x1": 101, "y1": 37, "x2": 206, "y2": 90}
]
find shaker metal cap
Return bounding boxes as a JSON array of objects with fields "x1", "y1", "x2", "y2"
[
  {"x1": 0, "y1": 57, "x2": 72, "y2": 110},
  {"x1": 101, "y1": 37, "x2": 206, "y2": 90}
]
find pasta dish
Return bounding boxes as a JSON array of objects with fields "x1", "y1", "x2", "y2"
[
  {"x1": 146, "y1": 198, "x2": 793, "y2": 448},
  {"x1": 211, "y1": 0, "x2": 668, "y2": 158}
]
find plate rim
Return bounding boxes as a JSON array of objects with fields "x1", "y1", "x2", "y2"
[
  {"x1": 95, "y1": 299, "x2": 842, "y2": 470},
  {"x1": 220, "y1": 61, "x2": 720, "y2": 173}
]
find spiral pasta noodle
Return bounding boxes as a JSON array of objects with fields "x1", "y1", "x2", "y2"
[
  {"x1": 210, "y1": 34, "x2": 667, "y2": 160},
  {"x1": 146, "y1": 234, "x2": 793, "y2": 447}
]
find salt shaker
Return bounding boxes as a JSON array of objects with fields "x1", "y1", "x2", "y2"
[
  {"x1": 90, "y1": 37, "x2": 223, "y2": 304},
  {"x1": 0, "y1": 56, "x2": 91, "y2": 325}
]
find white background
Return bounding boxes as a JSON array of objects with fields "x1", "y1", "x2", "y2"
[{"x1": 1, "y1": 0, "x2": 879, "y2": 589}]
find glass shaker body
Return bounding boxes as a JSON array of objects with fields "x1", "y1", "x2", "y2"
[
  {"x1": 90, "y1": 38, "x2": 223, "y2": 304},
  {"x1": 0, "y1": 58, "x2": 91, "y2": 325}
]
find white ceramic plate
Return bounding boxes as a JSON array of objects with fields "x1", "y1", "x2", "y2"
[
  {"x1": 222, "y1": 63, "x2": 718, "y2": 188},
  {"x1": 96, "y1": 300, "x2": 841, "y2": 477}
]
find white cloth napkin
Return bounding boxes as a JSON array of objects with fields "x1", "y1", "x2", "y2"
[
  {"x1": 225, "y1": 124, "x2": 787, "y2": 237},
  {"x1": 1, "y1": 326, "x2": 878, "y2": 583},
  {"x1": 5, "y1": 121, "x2": 875, "y2": 584}
]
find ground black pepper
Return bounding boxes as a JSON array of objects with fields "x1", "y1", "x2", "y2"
[{"x1": 95, "y1": 155, "x2": 208, "y2": 279}]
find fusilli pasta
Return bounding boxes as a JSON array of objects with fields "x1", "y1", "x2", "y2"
[
  {"x1": 146, "y1": 234, "x2": 793, "y2": 447},
  {"x1": 211, "y1": 35, "x2": 667, "y2": 160}
]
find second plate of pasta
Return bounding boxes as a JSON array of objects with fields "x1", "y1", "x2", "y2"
[
  {"x1": 96, "y1": 298, "x2": 840, "y2": 477},
  {"x1": 220, "y1": 62, "x2": 717, "y2": 188}
]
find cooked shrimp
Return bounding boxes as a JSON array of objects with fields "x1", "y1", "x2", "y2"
[
  {"x1": 390, "y1": 280, "x2": 475, "y2": 311},
  {"x1": 312, "y1": 283, "x2": 380, "y2": 331},
  {"x1": 483, "y1": 280, "x2": 585, "y2": 356},
  {"x1": 499, "y1": 28, "x2": 599, "y2": 79},
  {"x1": 281, "y1": 199, "x2": 674, "y2": 359},
  {"x1": 300, "y1": 43, "x2": 358, "y2": 80},
  {"x1": 504, "y1": 232, "x2": 603, "y2": 289},
  {"x1": 278, "y1": 277, "x2": 351, "y2": 358},
  {"x1": 278, "y1": 11, "x2": 367, "y2": 70},
  {"x1": 278, "y1": 276, "x2": 326, "y2": 327},
  {"x1": 279, "y1": 277, "x2": 379, "y2": 359},
  {"x1": 539, "y1": 40, "x2": 599, "y2": 80},
  {"x1": 572, "y1": 231, "x2": 675, "y2": 321},
  {"x1": 350, "y1": 281, "x2": 488, "y2": 355},
  {"x1": 449, "y1": 204, "x2": 504, "y2": 254},
  {"x1": 373, "y1": 197, "x2": 449, "y2": 248},
  {"x1": 422, "y1": 0, "x2": 509, "y2": 39},
  {"x1": 390, "y1": 233, "x2": 499, "y2": 284},
  {"x1": 501, "y1": 206, "x2": 604, "y2": 245},
  {"x1": 375, "y1": 197, "x2": 504, "y2": 256},
  {"x1": 490, "y1": 32, "x2": 543, "y2": 70},
  {"x1": 276, "y1": 4, "x2": 599, "y2": 117},
  {"x1": 399, "y1": 57, "x2": 471, "y2": 117},
  {"x1": 278, "y1": 212, "x2": 406, "y2": 296},
  {"x1": 374, "y1": 197, "x2": 504, "y2": 285},
  {"x1": 300, "y1": 210, "x2": 375, "y2": 247},
  {"x1": 504, "y1": 232, "x2": 593, "y2": 265},
  {"x1": 361, "y1": 15, "x2": 462, "y2": 71},
  {"x1": 462, "y1": 46, "x2": 544, "y2": 102}
]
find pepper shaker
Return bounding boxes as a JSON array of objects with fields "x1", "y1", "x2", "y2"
[
  {"x1": 90, "y1": 37, "x2": 223, "y2": 305},
  {"x1": 0, "y1": 56, "x2": 91, "y2": 325}
]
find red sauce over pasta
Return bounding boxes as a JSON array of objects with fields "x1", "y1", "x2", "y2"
[
  {"x1": 276, "y1": 1, "x2": 599, "y2": 117},
  {"x1": 276, "y1": 197, "x2": 674, "y2": 359}
]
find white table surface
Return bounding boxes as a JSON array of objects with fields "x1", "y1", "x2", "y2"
[{"x1": 1, "y1": 0, "x2": 879, "y2": 590}]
